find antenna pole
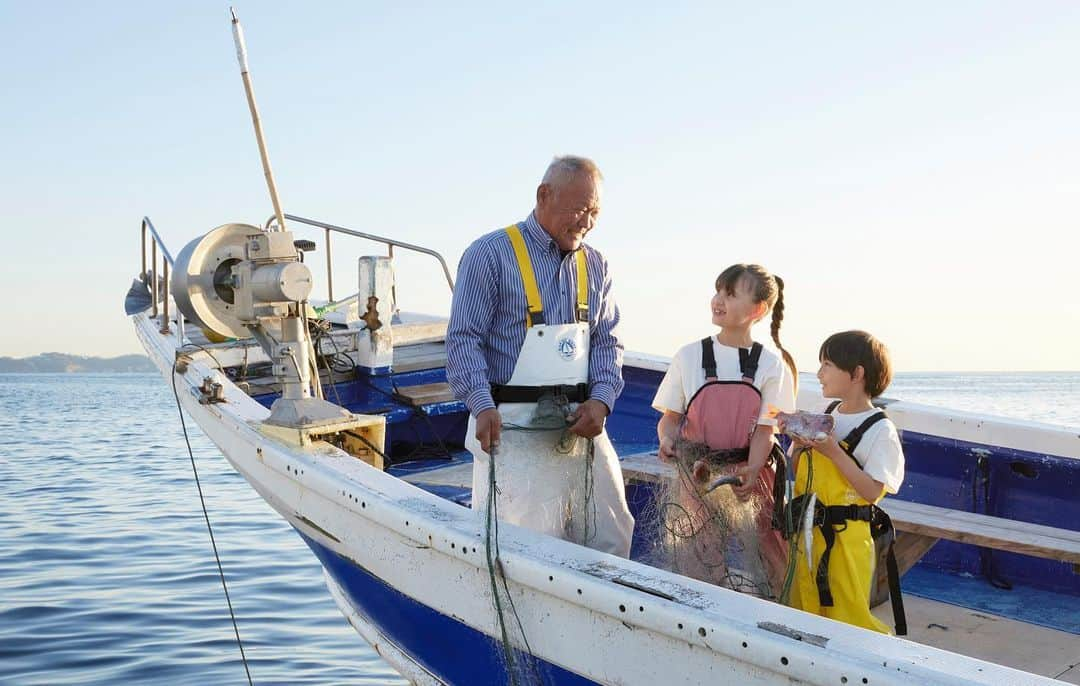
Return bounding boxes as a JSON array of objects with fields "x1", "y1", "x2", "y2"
[{"x1": 230, "y1": 8, "x2": 287, "y2": 232}]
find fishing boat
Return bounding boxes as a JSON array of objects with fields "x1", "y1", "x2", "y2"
[
  {"x1": 126, "y1": 13, "x2": 1079, "y2": 685},
  {"x1": 127, "y1": 210, "x2": 1079, "y2": 684}
]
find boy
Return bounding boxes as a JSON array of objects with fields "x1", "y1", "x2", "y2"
[{"x1": 785, "y1": 330, "x2": 905, "y2": 634}]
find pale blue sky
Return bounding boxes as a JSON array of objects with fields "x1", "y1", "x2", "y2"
[{"x1": 2, "y1": 2, "x2": 1078, "y2": 371}]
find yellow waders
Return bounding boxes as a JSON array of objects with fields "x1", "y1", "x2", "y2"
[{"x1": 789, "y1": 447, "x2": 891, "y2": 634}]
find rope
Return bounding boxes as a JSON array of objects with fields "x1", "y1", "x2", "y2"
[
  {"x1": 353, "y1": 374, "x2": 456, "y2": 463},
  {"x1": 778, "y1": 446, "x2": 813, "y2": 604},
  {"x1": 350, "y1": 429, "x2": 392, "y2": 466},
  {"x1": 171, "y1": 366, "x2": 254, "y2": 686},
  {"x1": 483, "y1": 404, "x2": 604, "y2": 686},
  {"x1": 581, "y1": 439, "x2": 596, "y2": 548},
  {"x1": 484, "y1": 441, "x2": 546, "y2": 685},
  {"x1": 177, "y1": 341, "x2": 225, "y2": 371}
]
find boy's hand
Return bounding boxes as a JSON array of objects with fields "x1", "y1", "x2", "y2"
[
  {"x1": 812, "y1": 433, "x2": 844, "y2": 461},
  {"x1": 789, "y1": 435, "x2": 816, "y2": 451}
]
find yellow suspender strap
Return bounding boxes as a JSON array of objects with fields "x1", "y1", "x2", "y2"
[
  {"x1": 575, "y1": 249, "x2": 589, "y2": 323},
  {"x1": 505, "y1": 225, "x2": 545, "y2": 327}
]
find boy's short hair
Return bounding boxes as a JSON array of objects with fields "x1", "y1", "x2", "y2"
[{"x1": 819, "y1": 330, "x2": 893, "y2": 398}]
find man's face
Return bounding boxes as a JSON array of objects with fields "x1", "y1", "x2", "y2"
[{"x1": 535, "y1": 174, "x2": 602, "y2": 252}]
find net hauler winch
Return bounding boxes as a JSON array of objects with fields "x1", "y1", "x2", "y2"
[{"x1": 171, "y1": 224, "x2": 381, "y2": 448}]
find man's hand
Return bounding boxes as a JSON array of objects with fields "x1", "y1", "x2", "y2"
[
  {"x1": 475, "y1": 408, "x2": 502, "y2": 454},
  {"x1": 568, "y1": 399, "x2": 609, "y2": 439}
]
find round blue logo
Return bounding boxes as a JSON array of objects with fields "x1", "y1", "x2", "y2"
[{"x1": 557, "y1": 336, "x2": 578, "y2": 360}]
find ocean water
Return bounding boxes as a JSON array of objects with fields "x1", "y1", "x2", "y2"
[
  {"x1": 886, "y1": 371, "x2": 1080, "y2": 429},
  {"x1": 1, "y1": 371, "x2": 1077, "y2": 685},
  {"x1": 0, "y1": 374, "x2": 407, "y2": 686}
]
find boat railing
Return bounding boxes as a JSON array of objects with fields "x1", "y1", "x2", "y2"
[
  {"x1": 138, "y1": 212, "x2": 454, "y2": 345},
  {"x1": 140, "y1": 216, "x2": 183, "y2": 338},
  {"x1": 268, "y1": 213, "x2": 455, "y2": 306}
]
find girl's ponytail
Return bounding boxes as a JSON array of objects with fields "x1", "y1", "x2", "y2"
[{"x1": 770, "y1": 275, "x2": 798, "y2": 393}]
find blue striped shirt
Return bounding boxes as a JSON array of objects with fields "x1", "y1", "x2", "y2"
[{"x1": 446, "y1": 212, "x2": 625, "y2": 416}]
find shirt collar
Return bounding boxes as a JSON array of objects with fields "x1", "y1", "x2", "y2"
[{"x1": 523, "y1": 211, "x2": 559, "y2": 253}]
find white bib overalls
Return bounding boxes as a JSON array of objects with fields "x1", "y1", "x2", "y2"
[{"x1": 467, "y1": 225, "x2": 634, "y2": 557}]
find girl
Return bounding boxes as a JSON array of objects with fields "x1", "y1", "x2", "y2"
[{"x1": 652, "y1": 264, "x2": 797, "y2": 597}]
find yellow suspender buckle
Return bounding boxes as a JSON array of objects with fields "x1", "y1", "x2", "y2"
[
  {"x1": 505, "y1": 225, "x2": 545, "y2": 327},
  {"x1": 575, "y1": 250, "x2": 588, "y2": 323}
]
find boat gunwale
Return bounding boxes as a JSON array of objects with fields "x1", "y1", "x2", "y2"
[{"x1": 624, "y1": 352, "x2": 1080, "y2": 460}]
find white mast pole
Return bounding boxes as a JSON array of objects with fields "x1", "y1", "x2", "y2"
[{"x1": 230, "y1": 8, "x2": 287, "y2": 232}]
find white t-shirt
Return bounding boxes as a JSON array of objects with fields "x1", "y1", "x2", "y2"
[
  {"x1": 818, "y1": 404, "x2": 905, "y2": 495},
  {"x1": 652, "y1": 336, "x2": 796, "y2": 426}
]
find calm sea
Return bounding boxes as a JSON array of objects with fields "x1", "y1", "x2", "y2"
[
  {"x1": 0, "y1": 374, "x2": 406, "y2": 686},
  {"x1": 1, "y1": 371, "x2": 1078, "y2": 685}
]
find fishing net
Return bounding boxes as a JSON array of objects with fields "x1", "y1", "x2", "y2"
[
  {"x1": 638, "y1": 435, "x2": 780, "y2": 600},
  {"x1": 479, "y1": 393, "x2": 597, "y2": 685}
]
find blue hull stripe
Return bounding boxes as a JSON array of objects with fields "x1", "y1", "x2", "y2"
[{"x1": 301, "y1": 533, "x2": 597, "y2": 685}]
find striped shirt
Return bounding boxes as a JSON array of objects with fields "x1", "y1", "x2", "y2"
[{"x1": 446, "y1": 212, "x2": 624, "y2": 417}]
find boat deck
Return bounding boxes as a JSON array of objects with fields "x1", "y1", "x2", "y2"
[{"x1": 872, "y1": 596, "x2": 1078, "y2": 683}]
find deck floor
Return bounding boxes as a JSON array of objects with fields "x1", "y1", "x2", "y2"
[
  {"x1": 873, "y1": 596, "x2": 1078, "y2": 682},
  {"x1": 403, "y1": 458, "x2": 1080, "y2": 681}
]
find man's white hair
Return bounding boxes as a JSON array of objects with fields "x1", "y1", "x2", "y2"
[{"x1": 541, "y1": 155, "x2": 603, "y2": 189}]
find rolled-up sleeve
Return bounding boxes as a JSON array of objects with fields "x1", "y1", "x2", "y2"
[
  {"x1": 587, "y1": 253, "x2": 625, "y2": 412},
  {"x1": 446, "y1": 242, "x2": 498, "y2": 416}
]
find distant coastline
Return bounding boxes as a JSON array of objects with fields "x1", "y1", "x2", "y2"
[{"x1": 0, "y1": 353, "x2": 155, "y2": 373}]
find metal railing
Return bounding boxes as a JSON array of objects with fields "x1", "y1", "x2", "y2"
[
  {"x1": 268, "y1": 213, "x2": 455, "y2": 304},
  {"x1": 140, "y1": 212, "x2": 452, "y2": 341},
  {"x1": 140, "y1": 216, "x2": 183, "y2": 338}
]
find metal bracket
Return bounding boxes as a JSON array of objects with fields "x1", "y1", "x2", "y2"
[{"x1": 198, "y1": 376, "x2": 226, "y2": 404}]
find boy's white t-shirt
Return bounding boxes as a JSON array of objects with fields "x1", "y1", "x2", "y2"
[
  {"x1": 652, "y1": 336, "x2": 796, "y2": 426},
  {"x1": 818, "y1": 405, "x2": 905, "y2": 495}
]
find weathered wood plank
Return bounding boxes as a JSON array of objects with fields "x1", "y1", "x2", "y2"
[
  {"x1": 393, "y1": 342, "x2": 447, "y2": 372},
  {"x1": 395, "y1": 382, "x2": 457, "y2": 406},
  {"x1": 884, "y1": 499, "x2": 1080, "y2": 564},
  {"x1": 619, "y1": 451, "x2": 668, "y2": 483}
]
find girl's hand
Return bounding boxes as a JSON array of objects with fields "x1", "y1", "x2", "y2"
[
  {"x1": 732, "y1": 462, "x2": 761, "y2": 500},
  {"x1": 658, "y1": 435, "x2": 677, "y2": 463}
]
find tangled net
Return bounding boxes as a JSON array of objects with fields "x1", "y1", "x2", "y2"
[
  {"x1": 482, "y1": 393, "x2": 597, "y2": 685},
  {"x1": 640, "y1": 436, "x2": 778, "y2": 599}
]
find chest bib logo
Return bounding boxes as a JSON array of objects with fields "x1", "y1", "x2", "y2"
[{"x1": 557, "y1": 335, "x2": 580, "y2": 361}]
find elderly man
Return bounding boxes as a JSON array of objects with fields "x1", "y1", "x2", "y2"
[{"x1": 446, "y1": 156, "x2": 634, "y2": 557}]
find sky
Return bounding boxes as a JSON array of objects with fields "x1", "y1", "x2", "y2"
[{"x1": 1, "y1": 2, "x2": 1078, "y2": 372}]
